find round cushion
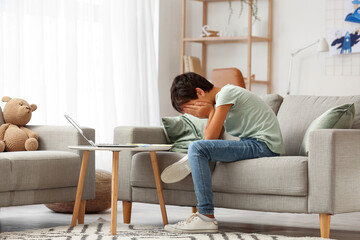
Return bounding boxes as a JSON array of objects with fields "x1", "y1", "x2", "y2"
[{"x1": 45, "y1": 169, "x2": 111, "y2": 213}]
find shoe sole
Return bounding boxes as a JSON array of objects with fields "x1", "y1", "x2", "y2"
[
  {"x1": 161, "y1": 155, "x2": 191, "y2": 184},
  {"x1": 164, "y1": 226, "x2": 218, "y2": 233}
]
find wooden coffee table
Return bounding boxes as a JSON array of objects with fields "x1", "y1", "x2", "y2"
[{"x1": 68, "y1": 145, "x2": 171, "y2": 235}]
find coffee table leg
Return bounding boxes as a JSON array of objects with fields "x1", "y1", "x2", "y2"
[
  {"x1": 71, "y1": 150, "x2": 89, "y2": 227},
  {"x1": 150, "y1": 151, "x2": 168, "y2": 226},
  {"x1": 111, "y1": 151, "x2": 120, "y2": 235},
  {"x1": 78, "y1": 200, "x2": 86, "y2": 224}
]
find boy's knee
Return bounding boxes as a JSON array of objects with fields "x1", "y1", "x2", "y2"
[
  {"x1": 188, "y1": 141, "x2": 197, "y2": 154},
  {"x1": 189, "y1": 140, "x2": 208, "y2": 155},
  {"x1": 189, "y1": 140, "x2": 202, "y2": 152}
]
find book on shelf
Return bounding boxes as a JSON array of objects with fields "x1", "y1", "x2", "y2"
[{"x1": 183, "y1": 55, "x2": 204, "y2": 76}]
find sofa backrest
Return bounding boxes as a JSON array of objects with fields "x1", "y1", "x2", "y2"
[
  {"x1": 0, "y1": 107, "x2": 4, "y2": 125},
  {"x1": 277, "y1": 95, "x2": 360, "y2": 156},
  {"x1": 260, "y1": 94, "x2": 284, "y2": 115}
]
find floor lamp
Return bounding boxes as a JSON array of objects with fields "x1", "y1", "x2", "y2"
[{"x1": 286, "y1": 38, "x2": 329, "y2": 95}]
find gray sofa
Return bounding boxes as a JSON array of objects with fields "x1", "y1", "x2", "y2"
[
  {"x1": 114, "y1": 94, "x2": 360, "y2": 238},
  {"x1": 0, "y1": 107, "x2": 95, "y2": 211}
]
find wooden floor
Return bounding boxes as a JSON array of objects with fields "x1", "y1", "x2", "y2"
[{"x1": 0, "y1": 202, "x2": 359, "y2": 239}]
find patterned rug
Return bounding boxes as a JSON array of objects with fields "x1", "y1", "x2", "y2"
[{"x1": 0, "y1": 218, "x2": 331, "y2": 240}]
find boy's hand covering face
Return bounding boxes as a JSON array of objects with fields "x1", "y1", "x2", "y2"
[{"x1": 182, "y1": 101, "x2": 214, "y2": 119}]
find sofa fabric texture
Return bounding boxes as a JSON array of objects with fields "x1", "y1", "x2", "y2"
[
  {"x1": 211, "y1": 156, "x2": 308, "y2": 196},
  {"x1": 260, "y1": 94, "x2": 284, "y2": 115},
  {"x1": 116, "y1": 94, "x2": 360, "y2": 216},
  {"x1": 308, "y1": 129, "x2": 360, "y2": 214},
  {"x1": 277, "y1": 95, "x2": 360, "y2": 156},
  {"x1": 0, "y1": 151, "x2": 81, "y2": 192}
]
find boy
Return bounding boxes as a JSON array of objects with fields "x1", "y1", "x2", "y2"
[{"x1": 164, "y1": 72, "x2": 285, "y2": 233}]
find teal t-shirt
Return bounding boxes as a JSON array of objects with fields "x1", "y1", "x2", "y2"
[{"x1": 215, "y1": 84, "x2": 285, "y2": 155}]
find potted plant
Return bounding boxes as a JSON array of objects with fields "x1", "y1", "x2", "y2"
[{"x1": 228, "y1": 0, "x2": 259, "y2": 24}]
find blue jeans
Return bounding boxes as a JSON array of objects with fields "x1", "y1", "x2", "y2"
[{"x1": 188, "y1": 138, "x2": 279, "y2": 215}]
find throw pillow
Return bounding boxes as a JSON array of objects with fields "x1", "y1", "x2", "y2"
[
  {"x1": 162, "y1": 114, "x2": 207, "y2": 153},
  {"x1": 299, "y1": 103, "x2": 355, "y2": 156}
]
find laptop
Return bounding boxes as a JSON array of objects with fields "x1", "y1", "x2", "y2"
[{"x1": 64, "y1": 114, "x2": 138, "y2": 148}]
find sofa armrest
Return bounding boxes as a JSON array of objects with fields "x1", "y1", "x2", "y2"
[
  {"x1": 27, "y1": 125, "x2": 96, "y2": 200},
  {"x1": 308, "y1": 129, "x2": 360, "y2": 214},
  {"x1": 113, "y1": 126, "x2": 168, "y2": 201}
]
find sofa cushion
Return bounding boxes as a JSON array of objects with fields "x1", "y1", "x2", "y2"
[
  {"x1": 131, "y1": 152, "x2": 217, "y2": 191},
  {"x1": 299, "y1": 103, "x2": 355, "y2": 156},
  {"x1": 0, "y1": 150, "x2": 81, "y2": 192},
  {"x1": 212, "y1": 156, "x2": 308, "y2": 196},
  {"x1": 260, "y1": 94, "x2": 284, "y2": 115},
  {"x1": 277, "y1": 95, "x2": 360, "y2": 156}
]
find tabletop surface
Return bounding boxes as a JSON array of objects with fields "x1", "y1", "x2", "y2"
[{"x1": 68, "y1": 144, "x2": 172, "y2": 152}]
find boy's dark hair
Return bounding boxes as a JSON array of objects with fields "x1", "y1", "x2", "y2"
[{"x1": 170, "y1": 72, "x2": 214, "y2": 113}]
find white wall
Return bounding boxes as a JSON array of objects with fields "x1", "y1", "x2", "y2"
[
  {"x1": 273, "y1": 0, "x2": 360, "y2": 96},
  {"x1": 158, "y1": 0, "x2": 181, "y2": 118},
  {"x1": 158, "y1": 0, "x2": 360, "y2": 117}
]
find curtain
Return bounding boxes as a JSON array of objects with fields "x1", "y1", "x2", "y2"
[{"x1": 0, "y1": 0, "x2": 160, "y2": 171}]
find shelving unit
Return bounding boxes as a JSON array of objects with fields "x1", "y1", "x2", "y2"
[{"x1": 180, "y1": 0, "x2": 273, "y2": 93}]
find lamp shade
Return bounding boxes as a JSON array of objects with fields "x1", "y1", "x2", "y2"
[{"x1": 317, "y1": 38, "x2": 329, "y2": 52}]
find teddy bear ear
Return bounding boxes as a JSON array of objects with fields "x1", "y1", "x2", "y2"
[
  {"x1": 30, "y1": 104, "x2": 37, "y2": 112},
  {"x1": 2, "y1": 96, "x2": 12, "y2": 102}
]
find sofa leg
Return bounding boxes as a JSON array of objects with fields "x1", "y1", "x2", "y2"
[
  {"x1": 192, "y1": 207, "x2": 197, "y2": 213},
  {"x1": 319, "y1": 214, "x2": 331, "y2": 238},
  {"x1": 123, "y1": 201, "x2": 132, "y2": 224}
]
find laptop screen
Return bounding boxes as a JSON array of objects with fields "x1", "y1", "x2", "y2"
[{"x1": 64, "y1": 114, "x2": 96, "y2": 147}]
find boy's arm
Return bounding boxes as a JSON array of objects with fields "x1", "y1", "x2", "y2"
[
  {"x1": 203, "y1": 104, "x2": 232, "y2": 139},
  {"x1": 183, "y1": 101, "x2": 232, "y2": 139}
]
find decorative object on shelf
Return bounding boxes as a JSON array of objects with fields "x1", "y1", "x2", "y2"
[
  {"x1": 45, "y1": 169, "x2": 111, "y2": 213},
  {"x1": 286, "y1": 38, "x2": 329, "y2": 95},
  {"x1": 329, "y1": 28, "x2": 360, "y2": 55},
  {"x1": 252, "y1": 20, "x2": 267, "y2": 37},
  {"x1": 345, "y1": 0, "x2": 360, "y2": 24},
  {"x1": 228, "y1": 0, "x2": 259, "y2": 25},
  {"x1": 201, "y1": 25, "x2": 219, "y2": 37},
  {"x1": 219, "y1": 26, "x2": 235, "y2": 37}
]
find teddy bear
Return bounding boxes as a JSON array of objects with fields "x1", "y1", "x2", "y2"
[{"x1": 0, "y1": 96, "x2": 39, "y2": 152}]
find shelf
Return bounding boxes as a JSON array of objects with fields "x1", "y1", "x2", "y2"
[
  {"x1": 181, "y1": 0, "x2": 273, "y2": 93},
  {"x1": 184, "y1": 36, "x2": 270, "y2": 44},
  {"x1": 252, "y1": 80, "x2": 270, "y2": 85},
  {"x1": 191, "y1": 0, "x2": 231, "y2": 2},
  {"x1": 191, "y1": 0, "x2": 271, "y2": 2},
  {"x1": 244, "y1": 78, "x2": 270, "y2": 85}
]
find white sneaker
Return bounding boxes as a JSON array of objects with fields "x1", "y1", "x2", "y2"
[
  {"x1": 161, "y1": 154, "x2": 191, "y2": 184},
  {"x1": 164, "y1": 212, "x2": 218, "y2": 233}
]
